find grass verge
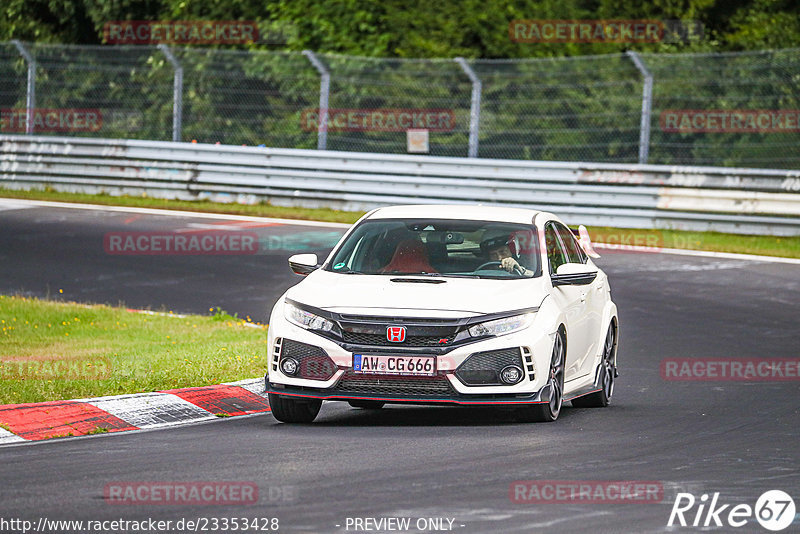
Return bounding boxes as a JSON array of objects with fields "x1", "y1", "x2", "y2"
[
  {"x1": 0, "y1": 295, "x2": 267, "y2": 405},
  {"x1": 1, "y1": 187, "x2": 798, "y2": 258}
]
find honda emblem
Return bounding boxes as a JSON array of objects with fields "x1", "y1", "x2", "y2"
[{"x1": 387, "y1": 326, "x2": 406, "y2": 343}]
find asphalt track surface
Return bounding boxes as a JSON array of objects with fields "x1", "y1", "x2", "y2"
[{"x1": 0, "y1": 200, "x2": 798, "y2": 533}]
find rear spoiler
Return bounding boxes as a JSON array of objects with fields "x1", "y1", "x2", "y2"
[{"x1": 570, "y1": 225, "x2": 601, "y2": 259}]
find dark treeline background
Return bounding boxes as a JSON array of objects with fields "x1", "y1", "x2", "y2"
[{"x1": 2, "y1": 0, "x2": 799, "y2": 57}]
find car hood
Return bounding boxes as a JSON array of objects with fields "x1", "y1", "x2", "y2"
[{"x1": 285, "y1": 269, "x2": 549, "y2": 317}]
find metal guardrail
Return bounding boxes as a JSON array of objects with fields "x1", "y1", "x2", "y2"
[{"x1": 1, "y1": 135, "x2": 799, "y2": 235}]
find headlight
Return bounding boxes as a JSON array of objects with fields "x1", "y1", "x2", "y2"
[
  {"x1": 468, "y1": 313, "x2": 535, "y2": 338},
  {"x1": 284, "y1": 302, "x2": 336, "y2": 332}
]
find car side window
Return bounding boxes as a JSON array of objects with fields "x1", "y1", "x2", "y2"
[
  {"x1": 545, "y1": 224, "x2": 568, "y2": 274},
  {"x1": 554, "y1": 223, "x2": 587, "y2": 264}
]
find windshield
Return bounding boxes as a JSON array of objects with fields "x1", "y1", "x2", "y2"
[{"x1": 324, "y1": 219, "x2": 541, "y2": 279}]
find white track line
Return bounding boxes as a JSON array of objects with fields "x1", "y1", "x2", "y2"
[
  {"x1": 0, "y1": 427, "x2": 25, "y2": 444},
  {"x1": 125, "y1": 308, "x2": 265, "y2": 328},
  {"x1": 3, "y1": 197, "x2": 797, "y2": 264},
  {"x1": 0, "y1": 198, "x2": 351, "y2": 228},
  {"x1": 0, "y1": 198, "x2": 36, "y2": 212},
  {"x1": 594, "y1": 243, "x2": 800, "y2": 265}
]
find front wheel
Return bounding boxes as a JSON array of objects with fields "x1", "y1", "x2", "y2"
[
  {"x1": 516, "y1": 330, "x2": 565, "y2": 423},
  {"x1": 572, "y1": 322, "x2": 616, "y2": 408},
  {"x1": 268, "y1": 393, "x2": 321, "y2": 423}
]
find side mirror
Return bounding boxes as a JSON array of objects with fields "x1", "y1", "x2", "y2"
[
  {"x1": 551, "y1": 263, "x2": 597, "y2": 286},
  {"x1": 288, "y1": 253, "x2": 319, "y2": 276}
]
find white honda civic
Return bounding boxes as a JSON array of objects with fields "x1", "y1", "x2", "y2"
[{"x1": 266, "y1": 205, "x2": 618, "y2": 423}]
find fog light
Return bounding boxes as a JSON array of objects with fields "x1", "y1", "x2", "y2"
[
  {"x1": 500, "y1": 365, "x2": 523, "y2": 384},
  {"x1": 280, "y1": 357, "x2": 299, "y2": 376}
]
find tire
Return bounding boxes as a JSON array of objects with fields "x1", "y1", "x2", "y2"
[
  {"x1": 516, "y1": 330, "x2": 565, "y2": 423},
  {"x1": 572, "y1": 322, "x2": 616, "y2": 408},
  {"x1": 268, "y1": 393, "x2": 322, "y2": 423},
  {"x1": 348, "y1": 400, "x2": 385, "y2": 410}
]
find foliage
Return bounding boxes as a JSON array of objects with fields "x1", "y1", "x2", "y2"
[{"x1": 1, "y1": 0, "x2": 799, "y2": 56}]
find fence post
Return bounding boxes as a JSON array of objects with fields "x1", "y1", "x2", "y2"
[
  {"x1": 626, "y1": 51, "x2": 653, "y2": 164},
  {"x1": 158, "y1": 45, "x2": 183, "y2": 142},
  {"x1": 455, "y1": 57, "x2": 481, "y2": 158},
  {"x1": 302, "y1": 50, "x2": 330, "y2": 151},
  {"x1": 11, "y1": 40, "x2": 35, "y2": 135}
]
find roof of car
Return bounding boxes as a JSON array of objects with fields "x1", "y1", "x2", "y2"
[{"x1": 367, "y1": 204, "x2": 550, "y2": 225}]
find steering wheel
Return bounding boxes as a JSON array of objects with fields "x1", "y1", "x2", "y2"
[
  {"x1": 474, "y1": 261, "x2": 503, "y2": 271},
  {"x1": 475, "y1": 260, "x2": 526, "y2": 275}
]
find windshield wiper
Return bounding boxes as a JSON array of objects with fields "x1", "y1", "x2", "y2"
[
  {"x1": 388, "y1": 272, "x2": 483, "y2": 279},
  {"x1": 375, "y1": 271, "x2": 440, "y2": 276},
  {"x1": 473, "y1": 274, "x2": 527, "y2": 279},
  {"x1": 372, "y1": 272, "x2": 489, "y2": 278},
  {"x1": 390, "y1": 278, "x2": 447, "y2": 284}
]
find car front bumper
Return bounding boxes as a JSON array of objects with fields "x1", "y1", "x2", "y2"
[
  {"x1": 266, "y1": 377, "x2": 555, "y2": 406},
  {"x1": 265, "y1": 297, "x2": 570, "y2": 406}
]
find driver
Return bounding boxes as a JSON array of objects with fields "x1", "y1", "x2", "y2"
[{"x1": 480, "y1": 231, "x2": 534, "y2": 277}]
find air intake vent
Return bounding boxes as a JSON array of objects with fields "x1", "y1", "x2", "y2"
[
  {"x1": 272, "y1": 338, "x2": 282, "y2": 372},
  {"x1": 455, "y1": 348, "x2": 524, "y2": 386},
  {"x1": 522, "y1": 346, "x2": 535, "y2": 383},
  {"x1": 342, "y1": 331, "x2": 456, "y2": 347},
  {"x1": 334, "y1": 371, "x2": 454, "y2": 396},
  {"x1": 281, "y1": 339, "x2": 337, "y2": 381}
]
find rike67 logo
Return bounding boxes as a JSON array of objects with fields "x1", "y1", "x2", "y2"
[{"x1": 669, "y1": 490, "x2": 796, "y2": 531}]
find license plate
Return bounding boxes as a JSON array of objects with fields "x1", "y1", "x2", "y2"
[{"x1": 353, "y1": 354, "x2": 435, "y2": 376}]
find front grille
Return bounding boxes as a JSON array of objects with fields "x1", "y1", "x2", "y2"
[
  {"x1": 281, "y1": 339, "x2": 337, "y2": 381},
  {"x1": 334, "y1": 371, "x2": 454, "y2": 396},
  {"x1": 455, "y1": 348, "x2": 524, "y2": 386},
  {"x1": 342, "y1": 331, "x2": 456, "y2": 347}
]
